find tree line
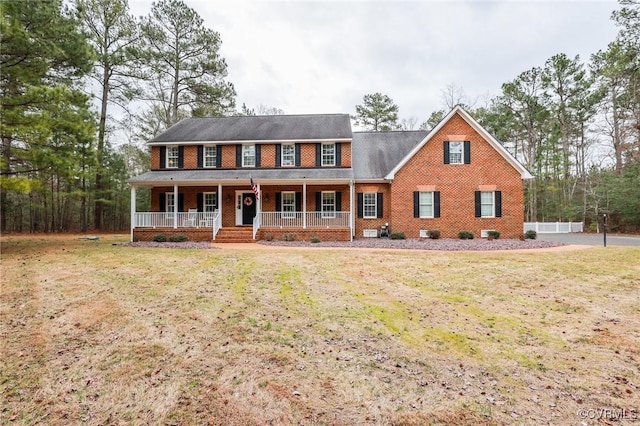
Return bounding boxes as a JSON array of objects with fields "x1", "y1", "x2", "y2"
[
  {"x1": 1, "y1": 0, "x2": 638, "y2": 233},
  {"x1": 353, "y1": 1, "x2": 639, "y2": 232}
]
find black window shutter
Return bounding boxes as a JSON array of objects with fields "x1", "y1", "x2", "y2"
[
  {"x1": 236, "y1": 145, "x2": 242, "y2": 167},
  {"x1": 197, "y1": 145, "x2": 203, "y2": 168},
  {"x1": 275, "y1": 192, "x2": 281, "y2": 212},
  {"x1": 159, "y1": 193, "x2": 166, "y2": 212},
  {"x1": 444, "y1": 141, "x2": 450, "y2": 164},
  {"x1": 255, "y1": 144, "x2": 261, "y2": 167},
  {"x1": 376, "y1": 193, "x2": 383, "y2": 218},
  {"x1": 216, "y1": 145, "x2": 222, "y2": 167},
  {"x1": 335, "y1": 143, "x2": 341, "y2": 166},
  {"x1": 197, "y1": 193, "x2": 203, "y2": 212},
  {"x1": 315, "y1": 192, "x2": 321, "y2": 211},
  {"x1": 178, "y1": 193, "x2": 184, "y2": 212},
  {"x1": 275, "y1": 144, "x2": 281, "y2": 167},
  {"x1": 495, "y1": 191, "x2": 502, "y2": 217},
  {"x1": 357, "y1": 193, "x2": 363, "y2": 218},
  {"x1": 475, "y1": 191, "x2": 482, "y2": 217},
  {"x1": 160, "y1": 147, "x2": 166, "y2": 168},
  {"x1": 413, "y1": 191, "x2": 420, "y2": 218},
  {"x1": 315, "y1": 143, "x2": 321, "y2": 166},
  {"x1": 464, "y1": 141, "x2": 471, "y2": 164},
  {"x1": 178, "y1": 146, "x2": 184, "y2": 168},
  {"x1": 336, "y1": 192, "x2": 342, "y2": 212},
  {"x1": 295, "y1": 143, "x2": 301, "y2": 166},
  {"x1": 295, "y1": 192, "x2": 302, "y2": 212},
  {"x1": 434, "y1": 191, "x2": 441, "y2": 218}
]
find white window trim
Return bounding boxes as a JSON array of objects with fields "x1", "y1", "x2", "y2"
[
  {"x1": 363, "y1": 192, "x2": 377, "y2": 219},
  {"x1": 242, "y1": 144, "x2": 256, "y2": 168},
  {"x1": 418, "y1": 191, "x2": 435, "y2": 218},
  {"x1": 480, "y1": 191, "x2": 495, "y2": 218},
  {"x1": 204, "y1": 145, "x2": 217, "y2": 168},
  {"x1": 449, "y1": 141, "x2": 464, "y2": 165},
  {"x1": 321, "y1": 143, "x2": 335, "y2": 167},
  {"x1": 203, "y1": 192, "x2": 217, "y2": 212},
  {"x1": 321, "y1": 191, "x2": 336, "y2": 218},
  {"x1": 166, "y1": 146, "x2": 179, "y2": 168},
  {"x1": 281, "y1": 191, "x2": 296, "y2": 219},
  {"x1": 281, "y1": 143, "x2": 295, "y2": 167}
]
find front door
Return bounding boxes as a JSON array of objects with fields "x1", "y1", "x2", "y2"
[{"x1": 241, "y1": 192, "x2": 256, "y2": 225}]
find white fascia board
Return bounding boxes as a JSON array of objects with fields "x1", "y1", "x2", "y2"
[
  {"x1": 147, "y1": 138, "x2": 353, "y2": 146},
  {"x1": 384, "y1": 106, "x2": 533, "y2": 180}
]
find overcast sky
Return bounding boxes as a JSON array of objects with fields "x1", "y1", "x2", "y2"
[{"x1": 129, "y1": 0, "x2": 619, "y2": 126}]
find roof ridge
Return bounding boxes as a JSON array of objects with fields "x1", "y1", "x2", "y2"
[
  {"x1": 353, "y1": 130, "x2": 428, "y2": 134},
  {"x1": 185, "y1": 113, "x2": 351, "y2": 119}
]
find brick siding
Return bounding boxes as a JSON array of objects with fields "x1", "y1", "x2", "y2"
[
  {"x1": 390, "y1": 113, "x2": 525, "y2": 239},
  {"x1": 150, "y1": 141, "x2": 351, "y2": 170}
]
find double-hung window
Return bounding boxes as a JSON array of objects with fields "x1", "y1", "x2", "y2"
[
  {"x1": 363, "y1": 193, "x2": 377, "y2": 219},
  {"x1": 281, "y1": 192, "x2": 295, "y2": 218},
  {"x1": 166, "y1": 146, "x2": 179, "y2": 168},
  {"x1": 418, "y1": 192, "x2": 434, "y2": 218},
  {"x1": 204, "y1": 146, "x2": 217, "y2": 168},
  {"x1": 321, "y1": 191, "x2": 335, "y2": 218},
  {"x1": 242, "y1": 145, "x2": 256, "y2": 167},
  {"x1": 480, "y1": 191, "x2": 495, "y2": 217},
  {"x1": 322, "y1": 143, "x2": 335, "y2": 166},
  {"x1": 449, "y1": 141, "x2": 463, "y2": 164},
  {"x1": 281, "y1": 144, "x2": 295, "y2": 167},
  {"x1": 203, "y1": 192, "x2": 217, "y2": 212}
]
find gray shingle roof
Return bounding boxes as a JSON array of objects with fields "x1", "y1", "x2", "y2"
[
  {"x1": 149, "y1": 114, "x2": 352, "y2": 143},
  {"x1": 352, "y1": 130, "x2": 429, "y2": 179},
  {"x1": 129, "y1": 168, "x2": 354, "y2": 185}
]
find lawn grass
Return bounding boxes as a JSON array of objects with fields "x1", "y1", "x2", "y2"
[{"x1": 1, "y1": 235, "x2": 639, "y2": 425}]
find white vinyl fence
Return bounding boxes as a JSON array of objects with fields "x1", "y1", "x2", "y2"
[{"x1": 524, "y1": 222, "x2": 583, "y2": 233}]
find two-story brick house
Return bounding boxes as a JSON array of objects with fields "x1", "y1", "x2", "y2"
[{"x1": 128, "y1": 106, "x2": 533, "y2": 242}]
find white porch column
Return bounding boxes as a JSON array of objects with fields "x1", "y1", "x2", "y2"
[
  {"x1": 130, "y1": 185, "x2": 136, "y2": 242},
  {"x1": 302, "y1": 182, "x2": 307, "y2": 229},
  {"x1": 218, "y1": 183, "x2": 222, "y2": 215},
  {"x1": 257, "y1": 183, "x2": 261, "y2": 215},
  {"x1": 349, "y1": 180, "x2": 354, "y2": 241},
  {"x1": 173, "y1": 184, "x2": 178, "y2": 229}
]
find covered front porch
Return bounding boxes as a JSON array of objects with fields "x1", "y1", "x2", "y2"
[{"x1": 129, "y1": 178, "x2": 354, "y2": 242}]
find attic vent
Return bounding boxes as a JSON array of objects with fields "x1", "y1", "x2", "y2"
[
  {"x1": 481, "y1": 229, "x2": 496, "y2": 238},
  {"x1": 363, "y1": 229, "x2": 378, "y2": 238},
  {"x1": 419, "y1": 230, "x2": 430, "y2": 238}
]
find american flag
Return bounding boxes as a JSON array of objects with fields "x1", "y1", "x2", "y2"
[{"x1": 250, "y1": 177, "x2": 260, "y2": 200}]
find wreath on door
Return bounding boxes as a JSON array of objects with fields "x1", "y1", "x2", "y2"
[{"x1": 243, "y1": 196, "x2": 253, "y2": 206}]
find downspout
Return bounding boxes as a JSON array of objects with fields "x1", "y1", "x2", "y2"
[
  {"x1": 349, "y1": 180, "x2": 354, "y2": 241},
  {"x1": 130, "y1": 185, "x2": 136, "y2": 242}
]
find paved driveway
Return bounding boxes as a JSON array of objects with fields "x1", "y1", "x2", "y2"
[{"x1": 537, "y1": 233, "x2": 640, "y2": 247}]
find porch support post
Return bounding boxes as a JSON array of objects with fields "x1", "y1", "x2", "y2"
[
  {"x1": 257, "y1": 183, "x2": 261, "y2": 215},
  {"x1": 130, "y1": 185, "x2": 136, "y2": 242},
  {"x1": 218, "y1": 183, "x2": 222, "y2": 215},
  {"x1": 302, "y1": 182, "x2": 307, "y2": 229},
  {"x1": 173, "y1": 184, "x2": 178, "y2": 229},
  {"x1": 349, "y1": 180, "x2": 354, "y2": 241}
]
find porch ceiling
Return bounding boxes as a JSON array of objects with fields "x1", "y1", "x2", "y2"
[{"x1": 128, "y1": 169, "x2": 355, "y2": 187}]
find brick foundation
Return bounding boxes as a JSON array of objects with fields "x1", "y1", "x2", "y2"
[{"x1": 258, "y1": 228, "x2": 351, "y2": 242}]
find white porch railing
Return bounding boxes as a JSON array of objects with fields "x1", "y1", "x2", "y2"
[
  {"x1": 252, "y1": 212, "x2": 261, "y2": 240},
  {"x1": 260, "y1": 212, "x2": 350, "y2": 228},
  {"x1": 212, "y1": 211, "x2": 222, "y2": 240},
  {"x1": 524, "y1": 222, "x2": 583, "y2": 233},
  {"x1": 134, "y1": 211, "x2": 219, "y2": 229}
]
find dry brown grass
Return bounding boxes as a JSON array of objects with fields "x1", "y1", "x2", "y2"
[{"x1": 1, "y1": 234, "x2": 639, "y2": 425}]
